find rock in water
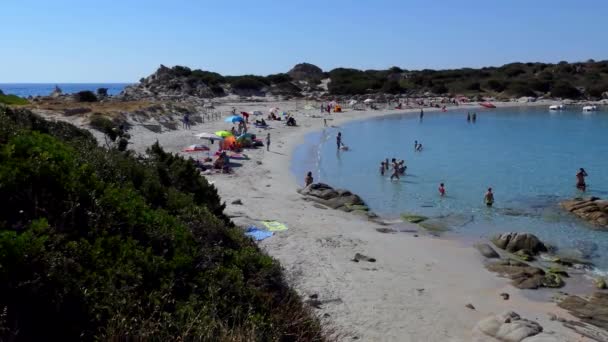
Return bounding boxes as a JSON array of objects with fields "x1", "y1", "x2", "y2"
[
  {"x1": 473, "y1": 311, "x2": 543, "y2": 341},
  {"x1": 491, "y1": 232, "x2": 547, "y2": 254},
  {"x1": 560, "y1": 197, "x2": 608, "y2": 228},
  {"x1": 475, "y1": 243, "x2": 500, "y2": 258}
]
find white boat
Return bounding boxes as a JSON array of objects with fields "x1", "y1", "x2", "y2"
[
  {"x1": 549, "y1": 104, "x2": 564, "y2": 110},
  {"x1": 582, "y1": 105, "x2": 597, "y2": 112}
]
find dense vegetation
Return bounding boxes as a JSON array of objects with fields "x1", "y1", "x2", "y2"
[
  {"x1": 0, "y1": 106, "x2": 323, "y2": 341},
  {"x1": 326, "y1": 60, "x2": 608, "y2": 98},
  {"x1": 146, "y1": 60, "x2": 608, "y2": 99},
  {"x1": 0, "y1": 93, "x2": 29, "y2": 105}
]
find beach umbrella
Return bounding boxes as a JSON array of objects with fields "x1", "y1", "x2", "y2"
[
  {"x1": 195, "y1": 132, "x2": 223, "y2": 141},
  {"x1": 224, "y1": 115, "x2": 244, "y2": 123},
  {"x1": 215, "y1": 130, "x2": 233, "y2": 138},
  {"x1": 363, "y1": 99, "x2": 374, "y2": 104},
  {"x1": 183, "y1": 144, "x2": 210, "y2": 152}
]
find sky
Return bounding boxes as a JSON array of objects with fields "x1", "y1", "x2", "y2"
[{"x1": 1, "y1": 0, "x2": 607, "y2": 82}]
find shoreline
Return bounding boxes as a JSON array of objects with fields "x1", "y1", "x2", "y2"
[{"x1": 36, "y1": 99, "x2": 592, "y2": 340}]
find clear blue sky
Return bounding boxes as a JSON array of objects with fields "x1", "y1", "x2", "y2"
[{"x1": 1, "y1": 0, "x2": 607, "y2": 82}]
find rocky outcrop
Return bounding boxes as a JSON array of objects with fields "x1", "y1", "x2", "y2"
[
  {"x1": 486, "y1": 259, "x2": 563, "y2": 289},
  {"x1": 558, "y1": 292, "x2": 608, "y2": 330},
  {"x1": 298, "y1": 183, "x2": 372, "y2": 215},
  {"x1": 121, "y1": 65, "x2": 217, "y2": 100},
  {"x1": 475, "y1": 243, "x2": 500, "y2": 258},
  {"x1": 491, "y1": 232, "x2": 548, "y2": 255},
  {"x1": 287, "y1": 63, "x2": 324, "y2": 81},
  {"x1": 561, "y1": 197, "x2": 608, "y2": 227},
  {"x1": 473, "y1": 311, "x2": 544, "y2": 342}
]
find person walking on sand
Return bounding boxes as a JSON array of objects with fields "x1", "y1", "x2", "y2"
[
  {"x1": 337, "y1": 132, "x2": 342, "y2": 150},
  {"x1": 484, "y1": 188, "x2": 494, "y2": 207},
  {"x1": 439, "y1": 183, "x2": 446, "y2": 197},
  {"x1": 576, "y1": 168, "x2": 588, "y2": 190},
  {"x1": 266, "y1": 133, "x2": 271, "y2": 151},
  {"x1": 305, "y1": 171, "x2": 314, "y2": 187}
]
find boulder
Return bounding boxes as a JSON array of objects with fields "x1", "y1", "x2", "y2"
[
  {"x1": 560, "y1": 197, "x2": 608, "y2": 228},
  {"x1": 298, "y1": 183, "x2": 369, "y2": 214},
  {"x1": 486, "y1": 259, "x2": 563, "y2": 289},
  {"x1": 473, "y1": 311, "x2": 543, "y2": 342},
  {"x1": 491, "y1": 232, "x2": 547, "y2": 254},
  {"x1": 475, "y1": 243, "x2": 500, "y2": 258}
]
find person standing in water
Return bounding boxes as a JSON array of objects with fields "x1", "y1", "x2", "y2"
[
  {"x1": 380, "y1": 162, "x2": 385, "y2": 176},
  {"x1": 266, "y1": 133, "x2": 271, "y2": 152},
  {"x1": 385, "y1": 158, "x2": 390, "y2": 170},
  {"x1": 439, "y1": 183, "x2": 446, "y2": 197},
  {"x1": 576, "y1": 168, "x2": 588, "y2": 190},
  {"x1": 467, "y1": 113, "x2": 471, "y2": 122},
  {"x1": 484, "y1": 188, "x2": 494, "y2": 207},
  {"x1": 420, "y1": 108, "x2": 424, "y2": 120},
  {"x1": 305, "y1": 171, "x2": 314, "y2": 187},
  {"x1": 414, "y1": 140, "x2": 418, "y2": 151},
  {"x1": 336, "y1": 132, "x2": 342, "y2": 150},
  {"x1": 390, "y1": 159, "x2": 400, "y2": 181},
  {"x1": 472, "y1": 113, "x2": 477, "y2": 123}
]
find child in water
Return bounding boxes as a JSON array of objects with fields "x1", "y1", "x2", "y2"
[{"x1": 438, "y1": 183, "x2": 446, "y2": 196}]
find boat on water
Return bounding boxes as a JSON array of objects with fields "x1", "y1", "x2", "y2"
[
  {"x1": 549, "y1": 104, "x2": 565, "y2": 110},
  {"x1": 479, "y1": 102, "x2": 496, "y2": 109},
  {"x1": 583, "y1": 105, "x2": 598, "y2": 112}
]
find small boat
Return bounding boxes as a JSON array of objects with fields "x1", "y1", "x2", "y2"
[
  {"x1": 479, "y1": 102, "x2": 496, "y2": 109},
  {"x1": 549, "y1": 104, "x2": 565, "y2": 110},
  {"x1": 582, "y1": 105, "x2": 597, "y2": 112}
]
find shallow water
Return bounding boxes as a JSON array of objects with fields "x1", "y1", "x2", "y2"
[{"x1": 292, "y1": 106, "x2": 608, "y2": 270}]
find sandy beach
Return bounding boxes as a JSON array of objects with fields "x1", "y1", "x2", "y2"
[{"x1": 50, "y1": 99, "x2": 591, "y2": 341}]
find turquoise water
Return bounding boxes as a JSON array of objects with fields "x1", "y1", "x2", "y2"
[
  {"x1": 292, "y1": 106, "x2": 608, "y2": 270},
  {"x1": 0, "y1": 83, "x2": 130, "y2": 97}
]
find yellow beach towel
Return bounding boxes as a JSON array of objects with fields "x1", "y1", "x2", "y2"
[{"x1": 261, "y1": 220, "x2": 288, "y2": 232}]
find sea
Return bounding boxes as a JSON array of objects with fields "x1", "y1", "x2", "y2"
[
  {"x1": 292, "y1": 106, "x2": 608, "y2": 271},
  {"x1": 0, "y1": 83, "x2": 131, "y2": 97}
]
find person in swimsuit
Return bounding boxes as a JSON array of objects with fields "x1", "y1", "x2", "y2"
[
  {"x1": 439, "y1": 183, "x2": 446, "y2": 196},
  {"x1": 390, "y1": 159, "x2": 399, "y2": 180},
  {"x1": 484, "y1": 187, "x2": 494, "y2": 207},
  {"x1": 467, "y1": 113, "x2": 471, "y2": 122},
  {"x1": 420, "y1": 108, "x2": 424, "y2": 120},
  {"x1": 576, "y1": 168, "x2": 588, "y2": 190},
  {"x1": 337, "y1": 132, "x2": 342, "y2": 150},
  {"x1": 380, "y1": 162, "x2": 385, "y2": 176},
  {"x1": 472, "y1": 113, "x2": 477, "y2": 122},
  {"x1": 385, "y1": 158, "x2": 390, "y2": 170},
  {"x1": 416, "y1": 143, "x2": 423, "y2": 152},
  {"x1": 305, "y1": 171, "x2": 314, "y2": 187},
  {"x1": 414, "y1": 140, "x2": 418, "y2": 151}
]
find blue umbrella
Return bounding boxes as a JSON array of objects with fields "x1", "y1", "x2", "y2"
[{"x1": 225, "y1": 115, "x2": 244, "y2": 123}]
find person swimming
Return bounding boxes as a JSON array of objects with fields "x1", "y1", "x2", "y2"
[
  {"x1": 576, "y1": 168, "x2": 588, "y2": 190},
  {"x1": 439, "y1": 183, "x2": 446, "y2": 196},
  {"x1": 416, "y1": 143, "x2": 423, "y2": 152},
  {"x1": 484, "y1": 187, "x2": 494, "y2": 207}
]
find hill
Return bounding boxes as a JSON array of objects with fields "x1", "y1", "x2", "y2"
[
  {"x1": 120, "y1": 60, "x2": 608, "y2": 100},
  {"x1": 0, "y1": 105, "x2": 323, "y2": 340}
]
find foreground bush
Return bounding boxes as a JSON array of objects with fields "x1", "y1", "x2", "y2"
[{"x1": 0, "y1": 106, "x2": 323, "y2": 341}]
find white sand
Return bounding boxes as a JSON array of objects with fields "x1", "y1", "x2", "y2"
[{"x1": 48, "y1": 100, "x2": 591, "y2": 341}]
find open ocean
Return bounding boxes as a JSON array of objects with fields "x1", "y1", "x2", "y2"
[
  {"x1": 0, "y1": 83, "x2": 131, "y2": 97},
  {"x1": 292, "y1": 106, "x2": 608, "y2": 271}
]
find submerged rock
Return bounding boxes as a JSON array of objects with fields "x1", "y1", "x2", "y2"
[
  {"x1": 560, "y1": 197, "x2": 608, "y2": 228},
  {"x1": 491, "y1": 232, "x2": 548, "y2": 255},
  {"x1": 401, "y1": 214, "x2": 428, "y2": 223}
]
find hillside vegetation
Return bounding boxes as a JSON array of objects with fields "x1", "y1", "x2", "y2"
[
  {"x1": 123, "y1": 60, "x2": 608, "y2": 100},
  {"x1": 0, "y1": 106, "x2": 323, "y2": 341}
]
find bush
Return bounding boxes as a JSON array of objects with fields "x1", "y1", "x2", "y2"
[
  {"x1": 266, "y1": 73, "x2": 292, "y2": 84},
  {"x1": 588, "y1": 83, "x2": 608, "y2": 98},
  {"x1": 0, "y1": 107, "x2": 323, "y2": 340},
  {"x1": 0, "y1": 94, "x2": 29, "y2": 105},
  {"x1": 381, "y1": 80, "x2": 404, "y2": 94},
  {"x1": 505, "y1": 82, "x2": 535, "y2": 97},
  {"x1": 75, "y1": 90, "x2": 98, "y2": 102},
  {"x1": 551, "y1": 81, "x2": 581, "y2": 98},
  {"x1": 230, "y1": 77, "x2": 267, "y2": 91},
  {"x1": 431, "y1": 83, "x2": 448, "y2": 94},
  {"x1": 486, "y1": 79, "x2": 506, "y2": 92}
]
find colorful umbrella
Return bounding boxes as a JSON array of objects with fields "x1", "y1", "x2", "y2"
[
  {"x1": 215, "y1": 130, "x2": 233, "y2": 138},
  {"x1": 183, "y1": 144, "x2": 210, "y2": 152},
  {"x1": 224, "y1": 115, "x2": 244, "y2": 123}
]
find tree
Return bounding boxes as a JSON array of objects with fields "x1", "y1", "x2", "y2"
[{"x1": 551, "y1": 82, "x2": 581, "y2": 99}]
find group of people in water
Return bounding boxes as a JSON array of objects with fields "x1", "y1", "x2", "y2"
[
  {"x1": 466, "y1": 112, "x2": 477, "y2": 122},
  {"x1": 379, "y1": 158, "x2": 408, "y2": 180}
]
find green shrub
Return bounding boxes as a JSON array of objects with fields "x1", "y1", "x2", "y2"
[
  {"x1": 0, "y1": 94, "x2": 29, "y2": 105},
  {"x1": 486, "y1": 79, "x2": 507, "y2": 92},
  {"x1": 505, "y1": 82, "x2": 535, "y2": 97},
  {"x1": 551, "y1": 81, "x2": 581, "y2": 98},
  {"x1": 230, "y1": 77, "x2": 267, "y2": 91},
  {"x1": 0, "y1": 107, "x2": 323, "y2": 340}
]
